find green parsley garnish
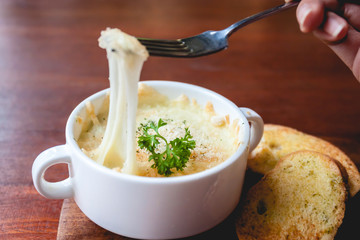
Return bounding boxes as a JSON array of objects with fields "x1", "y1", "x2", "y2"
[{"x1": 137, "y1": 118, "x2": 196, "y2": 176}]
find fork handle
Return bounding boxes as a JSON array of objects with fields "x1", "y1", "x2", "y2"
[{"x1": 223, "y1": 0, "x2": 300, "y2": 37}]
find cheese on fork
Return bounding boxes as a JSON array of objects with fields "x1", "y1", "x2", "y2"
[{"x1": 95, "y1": 28, "x2": 148, "y2": 174}]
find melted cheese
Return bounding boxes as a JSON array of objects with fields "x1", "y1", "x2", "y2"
[
  {"x1": 77, "y1": 83, "x2": 241, "y2": 177},
  {"x1": 94, "y1": 28, "x2": 148, "y2": 174},
  {"x1": 77, "y1": 28, "x2": 241, "y2": 177}
]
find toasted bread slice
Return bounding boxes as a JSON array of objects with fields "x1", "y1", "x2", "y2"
[
  {"x1": 236, "y1": 151, "x2": 347, "y2": 240},
  {"x1": 248, "y1": 124, "x2": 360, "y2": 197}
]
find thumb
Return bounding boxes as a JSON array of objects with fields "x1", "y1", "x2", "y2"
[
  {"x1": 326, "y1": 26, "x2": 360, "y2": 81},
  {"x1": 302, "y1": 2, "x2": 360, "y2": 81},
  {"x1": 317, "y1": 3, "x2": 360, "y2": 81},
  {"x1": 312, "y1": 11, "x2": 348, "y2": 43}
]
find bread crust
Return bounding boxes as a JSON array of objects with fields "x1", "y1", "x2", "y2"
[
  {"x1": 248, "y1": 124, "x2": 360, "y2": 197},
  {"x1": 237, "y1": 151, "x2": 347, "y2": 240}
]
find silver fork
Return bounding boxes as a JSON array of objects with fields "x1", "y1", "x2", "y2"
[{"x1": 137, "y1": 1, "x2": 299, "y2": 57}]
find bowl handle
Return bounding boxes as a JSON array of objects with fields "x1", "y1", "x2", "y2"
[
  {"x1": 239, "y1": 107, "x2": 264, "y2": 152},
  {"x1": 32, "y1": 144, "x2": 74, "y2": 199}
]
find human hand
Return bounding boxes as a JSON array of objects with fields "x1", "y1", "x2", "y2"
[{"x1": 288, "y1": 0, "x2": 360, "y2": 82}]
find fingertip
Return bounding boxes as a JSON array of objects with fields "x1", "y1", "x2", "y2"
[
  {"x1": 314, "y1": 12, "x2": 349, "y2": 44},
  {"x1": 296, "y1": 1, "x2": 323, "y2": 33},
  {"x1": 297, "y1": 6, "x2": 312, "y2": 32},
  {"x1": 321, "y1": 12, "x2": 349, "y2": 42}
]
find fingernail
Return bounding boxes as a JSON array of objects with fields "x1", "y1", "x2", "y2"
[
  {"x1": 324, "y1": 17, "x2": 346, "y2": 37},
  {"x1": 297, "y1": 4, "x2": 312, "y2": 32}
]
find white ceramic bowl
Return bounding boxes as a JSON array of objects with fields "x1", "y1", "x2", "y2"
[{"x1": 32, "y1": 81, "x2": 263, "y2": 239}]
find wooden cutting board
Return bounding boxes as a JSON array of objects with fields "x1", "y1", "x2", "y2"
[
  {"x1": 57, "y1": 198, "x2": 130, "y2": 240},
  {"x1": 57, "y1": 170, "x2": 359, "y2": 240}
]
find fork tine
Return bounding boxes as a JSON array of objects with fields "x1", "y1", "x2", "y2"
[
  {"x1": 144, "y1": 45, "x2": 190, "y2": 52},
  {"x1": 137, "y1": 37, "x2": 191, "y2": 56},
  {"x1": 145, "y1": 49, "x2": 191, "y2": 57},
  {"x1": 139, "y1": 39, "x2": 187, "y2": 51},
  {"x1": 137, "y1": 38, "x2": 185, "y2": 48}
]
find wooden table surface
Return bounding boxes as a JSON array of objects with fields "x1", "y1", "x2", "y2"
[{"x1": 1, "y1": 0, "x2": 359, "y2": 239}]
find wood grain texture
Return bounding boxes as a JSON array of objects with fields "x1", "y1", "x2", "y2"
[
  {"x1": 0, "y1": 0, "x2": 359, "y2": 239},
  {"x1": 57, "y1": 199, "x2": 129, "y2": 240}
]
